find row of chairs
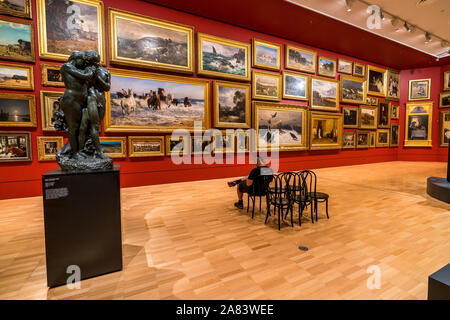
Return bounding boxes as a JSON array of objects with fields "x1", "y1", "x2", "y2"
[{"x1": 247, "y1": 170, "x2": 329, "y2": 230}]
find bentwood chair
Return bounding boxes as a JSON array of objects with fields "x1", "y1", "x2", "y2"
[
  {"x1": 289, "y1": 171, "x2": 314, "y2": 225},
  {"x1": 303, "y1": 170, "x2": 330, "y2": 222},
  {"x1": 265, "y1": 172, "x2": 295, "y2": 230},
  {"x1": 247, "y1": 173, "x2": 274, "y2": 219}
]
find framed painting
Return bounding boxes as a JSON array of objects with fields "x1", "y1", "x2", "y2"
[
  {"x1": 235, "y1": 130, "x2": 255, "y2": 153},
  {"x1": 356, "y1": 130, "x2": 370, "y2": 148},
  {"x1": 37, "y1": 0, "x2": 106, "y2": 63},
  {"x1": 0, "y1": 0, "x2": 32, "y2": 19},
  {"x1": 353, "y1": 63, "x2": 365, "y2": 77},
  {"x1": 108, "y1": 8, "x2": 194, "y2": 74},
  {"x1": 37, "y1": 136, "x2": 63, "y2": 161},
  {"x1": 165, "y1": 134, "x2": 190, "y2": 156},
  {"x1": 254, "y1": 101, "x2": 308, "y2": 151},
  {"x1": 390, "y1": 104, "x2": 399, "y2": 120},
  {"x1": 197, "y1": 33, "x2": 250, "y2": 81},
  {"x1": 310, "y1": 111, "x2": 343, "y2": 150},
  {"x1": 0, "y1": 93, "x2": 36, "y2": 127},
  {"x1": 378, "y1": 100, "x2": 390, "y2": 128},
  {"x1": 40, "y1": 90, "x2": 63, "y2": 131},
  {"x1": 128, "y1": 136, "x2": 165, "y2": 157},
  {"x1": 310, "y1": 77, "x2": 339, "y2": 112},
  {"x1": 342, "y1": 106, "x2": 359, "y2": 129},
  {"x1": 0, "y1": 62, "x2": 34, "y2": 90},
  {"x1": 252, "y1": 71, "x2": 282, "y2": 101},
  {"x1": 340, "y1": 75, "x2": 366, "y2": 105},
  {"x1": 105, "y1": 69, "x2": 210, "y2": 133},
  {"x1": 367, "y1": 65, "x2": 387, "y2": 97},
  {"x1": 252, "y1": 39, "x2": 281, "y2": 71},
  {"x1": 98, "y1": 137, "x2": 126, "y2": 158},
  {"x1": 440, "y1": 110, "x2": 450, "y2": 147},
  {"x1": 369, "y1": 131, "x2": 376, "y2": 148},
  {"x1": 342, "y1": 132, "x2": 355, "y2": 149},
  {"x1": 317, "y1": 56, "x2": 336, "y2": 78},
  {"x1": 285, "y1": 45, "x2": 316, "y2": 74},
  {"x1": 213, "y1": 130, "x2": 235, "y2": 154},
  {"x1": 376, "y1": 129, "x2": 390, "y2": 148},
  {"x1": 390, "y1": 124, "x2": 399, "y2": 147},
  {"x1": 445, "y1": 71, "x2": 450, "y2": 91},
  {"x1": 366, "y1": 96, "x2": 378, "y2": 106},
  {"x1": 0, "y1": 131, "x2": 32, "y2": 162},
  {"x1": 404, "y1": 102, "x2": 433, "y2": 147},
  {"x1": 359, "y1": 105, "x2": 378, "y2": 130},
  {"x1": 41, "y1": 64, "x2": 64, "y2": 87},
  {"x1": 191, "y1": 135, "x2": 214, "y2": 155},
  {"x1": 213, "y1": 80, "x2": 251, "y2": 129},
  {"x1": 282, "y1": 71, "x2": 309, "y2": 101},
  {"x1": 0, "y1": 17, "x2": 35, "y2": 62},
  {"x1": 408, "y1": 78, "x2": 431, "y2": 101},
  {"x1": 338, "y1": 59, "x2": 353, "y2": 75},
  {"x1": 386, "y1": 70, "x2": 400, "y2": 101},
  {"x1": 440, "y1": 92, "x2": 450, "y2": 108}
]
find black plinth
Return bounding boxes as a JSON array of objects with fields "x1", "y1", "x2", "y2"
[
  {"x1": 426, "y1": 177, "x2": 450, "y2": 204},
  {"x1": 42, "y1": 165, "x2": 122, "y2": 288},
  {"x1": 428, "y1": 263, "x2": 450, "y2": 300}
]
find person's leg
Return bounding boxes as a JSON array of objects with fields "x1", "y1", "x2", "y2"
[
  {"x1": 234, "y1": 181, "x2": 247, "y2": 209},
  {"x1": 227, "y1": 178, "x2": 244, "y2": 187}
]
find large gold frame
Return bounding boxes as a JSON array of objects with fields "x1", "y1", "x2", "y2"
[
  {"x1": 0, "y1": 16, "x2": 35, "y2": 62},
  {"x1": 404, "y1": 101, "x2": 433, "y2": 147},
  {"x1": 0, "y1": 93, "x2": 36, "y2": 127},
  {"x1": 37, "y1": 136, "x2": 63, "y2": 161},
  {"x1": 252, "y1": 38, "x2": 281, "y2": 71},
  {"x1": 108, "y1": 8, "x2": 194, "y2": 74},
  {"x1": 197, "y1": 33, "x2": 250, "y2": 81},
  {"x1": 252, "y1": 70, "x2": 282, "y2": 102},
  {"x1": 367, "y1": 65, "x2": 387, "y2": 97},
  {"x1": 310, "y1": 76, "x2": 339, "y2": 112},
  {"x1": 0, "y1": 62, "x2": 34, "y2": 90},
  {"x1": 37, "y1": 0, "x2": 106, "y2": 64},
  {"x1": 40, "y1": 90, "x2": 63, "y2": 131},
  {"x1": 359, "y1": 105, "x2": 378, "y2": 129},
  {"x1": 282, "y1": 71, "x2": 309, "y2": 101},
  {"x1": 0, "y1": 0, "x2": 32, "y2": 19},
  {"x1": 105, "y1": 68, "x2": 210, "y2": 133},
  {"x1": 99, "y1": 136, "x2": 127, "y2": 158},
  {"x1": 408, "y1": 78, "x2": 431, "y2": 101},
  {"x1": 213, "y1": 80, "x2": 251, "y2": 129},
  {"x1": 340, "y1": 75, "x2": 367, "y2": 105},
  {"x1": 41, "y1": 64, "x2": 64, "y2": 87},
  {"x1": 440, "y1": 110, "x2": 450, "y2": 147},
  {"x1": 128, "y1": 136, "x2": 165, "y2": 157},
  {"x1": 309, "y1": 111, "x2": 343, "y2": 150},
  {"x1": 285, "y1": 44, "x2": 316, "y2": 74},
  {"x1": 253, "y1": 101, "x2": 308, "y2": 151}
]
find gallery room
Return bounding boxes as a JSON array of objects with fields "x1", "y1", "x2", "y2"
[{"x1": 0, "y1": 0, "x2": 449, "y2": 303}]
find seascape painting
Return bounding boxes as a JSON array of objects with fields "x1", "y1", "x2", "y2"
[
  {"x1": 0, "y1": 63, "x2": 32, "y2": 90},
  {"x1": 311, "y1": 78, "x2": 338, "y2": 111},
  {"x1": 201, "y1": 41, "x2": 246, "y2": 76},
  {"x1": 214, "y1": 81, "x2": 250, "y2": 128},
  {"x1": 101, "y1": 141, "x2": 122, "y2": 154},
  {"x1": 283, "y1": 72, "x2": 308, "y2": 100},
  {"x1": 0, "y1": 94, "x2": 35, "y2": 127},
  {"x1": 0, "y1": 18, "x2": 33, "y2": 62},
  {"x1": 0, "y1": 132, "x2": 31, "y2": 161}
]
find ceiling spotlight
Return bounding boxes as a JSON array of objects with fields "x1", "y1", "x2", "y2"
[
  {"x1": 391, "y1": 17, "x2": 401, "y2": 31},
  {"x1": 345, "y1": 0, "x2": 354, "y2": 12},
  {"x1": 425, "y1": 32, "x2": 432, "y2": 43},
  {"x1": 403, "y1": 22, "x2": 411, "y2": 32},
  {"x1": 441, "y1": 40, "x2": 449, "y2": 48},
  {"x1": 380, "y1": 10, "x2": 385, "y2": 21},
  {"x1": 409, "y1": 25, "x2": 417, "y2": 33}
]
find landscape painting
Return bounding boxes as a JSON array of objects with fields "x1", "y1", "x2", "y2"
[
  {"x1": 440, "y1": 92, "x2": 450, "y2": 108},
  {"x1": 252, "y1": 71, "x2": 281, "y2": 101},
  {"x1": 404, "y1": 102, "x2": 432, "y2": 147},
  {"x1": 0, "y1": 132, "x2": 32, "y2": 162},
  {"x1": 409, "y1": 79, "x2": 431, "y2": 100},
  {"x1": 254, "y1": 102, "x2": 307, "y2": 151},
  {"x1": 387, "y1": 70, "x2": 400, "y2": 100},
  {"x1": 214, "y1": 80, "x2": 250, "y2": 128},
  {"x1": 359, "y1": 105, "x2": 377, "y2": 129},
  {"x1": 252, "y1": 39, "x2": 281, "y2": 71},
  {"x1": 342, "y1": 106, "x2": 358, "y2": 128},
  {"x1": 109, "y1": 9, "x2": 193, "y2": 73},
  {"x1": 0, "y1": 63, "x2": 33, "y2": 90},
  {"x1": 198, "y1": 33, "x2": 250, "y2": 81},
  {"x1": 440, "y1": 110, "x2": 450, "y2": 146},
  {"x1": 129, "y1": 136, "x2": 164, "y2": 157},
  {"x1": 105, "y1": 69, "x2": 210, "y2": 132},
  {"x1": 318, "y1": 56, "x2": 336, "y2": 78},
  {"x1": 310, "y1": 77, "x2": 339, "y2": 111},
  {"x1": 285, "y1": 45, "x2": 316, "y2": 74},
  {"x1": 0, "y1": 17, "x2": 34, "y2": 62},
  {"x1": 340, "y1": 75, "x2": 366, "y2": 104},
  {"x1": 41, "y1": 64, "x2": 64, "y2": 87},
  {"x1": 0, "y1": 93, "x2": 36, "y2": 127},
  {"x1": 338, "y1": 59, "x2": 352, "y2": 74},
  {"x1": 37, "y1": 0, "x2": 104, "y2": 62},
  {"x1": 0, "y1": 0, "x2": 32, "y2": 19},
  {"x1": 310, "y1": 111, "x2": 343, "y2": 150},
  {"x1": 99, "y1": 137, "x2": 126, "y2": 158},
  {"x1": 282, "y1": 71, "x2": 308, "y2": 101},
  {"x1": 367, "y1": 65, "x2": 386, "y2": 97},
  {"x1": 37, "y1": 136, "x2": 63, "y2": 161}
]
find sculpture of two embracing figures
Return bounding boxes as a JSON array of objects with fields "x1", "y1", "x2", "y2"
[{"x1": 53, "y1": 50, "x2": 113, "y2": 171}]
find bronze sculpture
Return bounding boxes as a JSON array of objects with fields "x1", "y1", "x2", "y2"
[{"x1": 53, "y1": 50, "x2": 112, "y2": 171}]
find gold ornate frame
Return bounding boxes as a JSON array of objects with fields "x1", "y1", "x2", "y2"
[
  {"x1": 353, "y1": 62, "x2": 366, "y2": 77},
  {"x1": 356, "y1": 130, "x2": 370, "y2": 149},
  {"x1": 37, "y1": 136, "x2": 63, "y2": 161},
  {"x1": 444, "y1": 71, "x2": 450, "y2": 91},
  {"x1": 404, "y1": 101, "x2": 433, "y2": 147},
  {"x1": 99, "y1": 136, "x2": 127, "y2": 158},
  {"x1": 367, "y1": 65, "x2": 387, "y2": 97},
  {"x1": 338, "y1": 59, "x2": 353, "y2": 75},
  {"x1": 317, "y1": 56, "x2": 336, "y2": 78},
  {"x1": 41, "y1": 64, "x2": 64, "y2": 87},
  {"x1": 369, "y1": 131, "x2": 376, "y2": 148},
  {"x1": 40, "y1": 90, "x2": 63, "y2": 131},
  {"x1": 408, "y1": 78, "x2": 431, "y2": 101},
  {"x1": 390, "y1": 124, "x2": 399, "y2": 147},
  {"x1": 440, "y1": 92, "x2": 450, "y2": 108},
  {"x1": 0, "y1": 16, "x2": 35, "y2": 62},
  {"x1": 340, "y1": 75, "x2": 367, "y2": 105},
  {"x1": 390, "y1": 104, "x2": 399, "y2": 120},
  {"x1": 282, "y1": 71, "x2": 309, "y2": 101},
  {"x1": 377, "y1": 100, "x2": 391, "y2": 129},
  {"x1": 212, "y1": 130, "x2": 235, "y2": 154},
  {"x1": 342, "y1": 106, "x2": 359, "y2": 129},
  {"x1": 386, "y1": 70, "x2": 400, "y2": 101},
  {"x1": 342, "y1": 132, "x2": 356, "y2": 149},
  {"x1": 213, "y1": 80, "x2": 251, "y2": 129},
  {"x1": 252, "y1": 38, "x2": 281, "y2": 71},
  {"x1": 0, "y1": 0, "x2": 32, "y2": 19},
  {"x1": 0, "y1": 93, "x2": 36, "y2": 127},
  {"x1": 285, "y1": 44, "x2": 316, "y2": 74},
  {"x1": 359, "y1": 105, "x2": 378, "y2": 130},
  {"x1": 376, "y1": 129, "x2": 390, "y2": 148},
  {"x1": 0, "y1": 131, "x2": 32, "y2": 162},
  {"x1": 252, "y1": 70, "x2": 282, "y2": 102},
  {"x1": 440, "y1": 110, "x2": 450, "y2": 147},
  {"x1": 309, "y1": 111, "x2": 343, "y2": 150},
  {"x1": 0, "y1": 62, "x2": 34, "y2": 90},
  {"x1": 310, "y1": 76, "x2": 339, "y2": 112},
  {"x1": 165, "y1": 134, "x2": 190, "y2": 156},
  {"x1": 128, "y1": 136, "x2": 165, "y2": 157}
]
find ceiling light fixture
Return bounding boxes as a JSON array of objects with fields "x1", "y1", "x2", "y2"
[
  {"x1": 380, "y1": 9, "x2": 385, "y2": 21},
  {"x1": 409, "y1": 25, "x2": 417, "y2": 34},
  {"x1": 425, "y1": 32, "x2": 432, "y2": 43},
  {"x1": 441, "y1": 40, "x2": 449, "y2": 48},
  {"x1": 345, "y1": 0, "x2": 354, "y2": 12},
  {"x1": 404, "y1": 22, "x2": 411, "y2": 32},
  {"x1": 391, "y1": 17, "x2": 401, "y2": 31}
]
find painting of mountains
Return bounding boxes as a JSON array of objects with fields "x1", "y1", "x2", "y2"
[{"x1": 311, "y1": 78, "x2": 338, "y2": 111}]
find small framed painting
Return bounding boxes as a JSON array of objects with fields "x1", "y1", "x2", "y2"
[
  {"x1": 439, "y1": 92, "x2": 450, "y2": 108},
  {"x1": 213, "y1": 131, "x2": 235, "y2": 154},
  {"x1": 378, "y1": 101, "x2": 390, "y2": 128},
  {"x1": 408, "y1": 79, "x2": 431, "y2": 101},
  {"x1": 37, "y1": 136, "x2": 63, "y2": 161},
  {"x1": 318, "y1": 56, "x2": 336, "y2": 78},
  {"x1": 342, "y1": 132, "x2": 356, "y2": 149},
  {"x1": 191, "y1": 135, "x2": 213, "y2": 155},
  {"x1": 41, "y1": 64, "x2": 64, "y2": 87},
  {"x1": 0, "y1": 62, "x2": 34, "y2": 90},
  {"x1": 338, "y1": 59, "x2": 353, "y2": 75},
  {"x1": 404, "y1": 102, "x2": 433, "y2": 147},
  {"x1": 252, "y1": 39, "x2": 281, "y2": 71},
  {"x1": 367, "y1": 65, "x2": 387, "y2": 97},
  {"x1": 309, "y1": 111, "x2": 343, "y2": 150},
  {"x1": 440, "y1": 110, "x2": 450, "y2": 146},
  {"x1": 235, "y1": 130, "x2": 254, "y2": 153},
  {"x1": 356, "y1": 130, "x2": 370, "y2": 148},
  {"x1": 0, "y1": 17, "x2": 35, "y2": 62},
  {"x1": 213, "y1": 80, "x2": 251, "y2": 129},
  {"x1": 310, "y1": 77, "x2": 339, "y2": 112},
  {"x1": 40, "y1": 90, "x2": 63, "y2": 131},
  {"x1": 128, "y1": 136, "x2": 165, "y2": 157},
  {"x1": 252, "y1": 71, "x2": 282, "y2": 101},
  {"x1": 0, "y1": 93, "x2": 36, "y2": 127},
  {"x1": 99, "y1": 137, "x2": 127, "y2": 158},
  {"x1": 0, "y1": 0, "x2": 32, "y2": 19},
  {"x1": 386, "y1": 70, "x2": 400, "y2": 101},
  {"x1": 390, "y1": 104, "x2": 399, "y2": 120},
  {"x1": 282, "y1": 71, "x2": 309, "y2": 101},
  {"x1": 165, "y1": 134, "x2": 190, "y2": 156},
  {"x1": 376, "y1": 129, "x2": 389, "y2": 148},
  {"x1": 366, "y1": 96, "x2": 378, "y2": 106},
  {"x1": 390, "y1": 124, "x2": 399, "y2": 147},
  {"x1": 353, "y1": 63, "x2": 365, "y2": 77},
  {"x1": 342, "y1": 106, "x2": 359, "y2": 129},
  {"x1": 359, "y1": 105, "x2": 378, "y2": 130},
  {"x1": 285, "y1": 44, "x2": 316, "y2": 74},
  {"x1": 0, "y1": 131, "x2": 32, "y2": 162},
  {"x1": 340, "y1": 75, "x2": 366, "y2": 105},
  {"x1": 369, "y1": 131, "x2": 376, "y2": 148},
  {"x1": 444, "y1": 71, "x2": 449, "y2": 91}
]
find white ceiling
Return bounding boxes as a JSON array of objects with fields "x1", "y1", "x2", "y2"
[{"x1": 287, "y1": 0, "x2": 450, "y2": 58}]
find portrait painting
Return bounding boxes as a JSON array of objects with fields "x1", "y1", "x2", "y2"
[
  {"x1": 340, "y1": 75, "x2": 366, "y2": 105},
  {"x1": 105, "y1": 69, "x2": 210, "y2": 132},
  {"x1": 128, "y1": 136, "x2": 164, "y2": 157},
  {"x1": 109, "y1": 9, "x2": 194, "y2": 73},
  {"x1": 390, "y1": 124, "x2": 399, "y2": 147},
  {"x1": 0, "y1": 17, "x2": 34, "y2": 62},
  {"x1": 197, "y1": 33, "x2": 250, "y2": 81},
  {"x1": 37, "y1": 136, "x2": 63, "y2": 161},
  {"x1": 338, "y1": 59, "x2": 352, "y2": 75},
  {"x1": 367, "y1": 65, "x2": 386, "y2": 97},
  {"x1": 369, "y1": 131, "x2": 376, "y2": 148},
  {"x1": 99, "y1": 137, "x2": 126, "y2": 158},
  {"x1": 0, "y1": 131, "x2": 32, "y2": 162},
  {"x1": 41, "y1": 64, "x2": 64, "y2": 87},
  {"x1": 254, "y1": 102, "x2": 307, "y2": 151},
  {"x1": 310, "y1": 77, "x2": 339, "y2": 112},
  {"x1": 440, "y1": 110, "x2": 450, "y2": 146},
  {"x1": 213, "y1": 80, "x2": 250, "y2": 129},
  {"x1": 165, "y1": 134, "x2": 190, "y2": 156},
  {"x1": 252, "y1": 71, "x2": 281, "y2": 101},
  {"x1": 390, "y1": 104, "x2": 399, "y2": 120},
  {"x1": 282, "y1": 71, "x2": 309, "y2": 101},
  {"x1": 404, "y1": 102, "x2": 433, "y2": 147},
  {"x1": 356, "y1": 130, "x2": 370, "y2": 148},
  {"x1": 37, "y1": 0, "x2": 105, "y2": 63},
  {"x1": 0, "y1": 62, "x2": 33, "y2": 90},
  {"x1": 342, "y1": 106, "x2": 359, "y2": 128},
  {"x1": 353, "y1": 63, "x2": 365, "y2": 77},
  {"x1": 376, "y1": 129, "x2": 389, "y2": 148},
  {"x1": 409, "y1": 79, "x2": 431, "y2": 101},
  {"x1": 40, "y1": 90, "x2": 63, "y2": 131},
  {"x1": 359, "y1": 105, "x2": 378, "y2": 129},
  {"x1": 342, "y1": 132, "x2": 355, "y2": 149},
  {"x1": 252, "y1": 39, "x2": 281, "y2": 71},
  {"x1": 0, "y1": 0, "x2": 32, "y2": 19},
  {"x1": 310, "y1": 111, "x2": 343, "y2": 150},
  {"x1": 386, "y1": 70, "x2": 400, "y2": 100},
  {"x1": 0, "y1": 93, "x2": 36, "y2": 127},
  {"x1": 318, "y1": 56, "x2": 336, "y2": 78},
  {"x1": 285, "y1": 45, "x2": 316, "y2": 74},
  {"x1": 445, "y1": 71, "x2": 450, "y2": 91},
  {"x1": 378, "y1": 101, "x2": 390, "y2": 128}
]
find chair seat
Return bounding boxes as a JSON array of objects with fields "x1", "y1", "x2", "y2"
[
  {"x1": 308, "y1": 192, "x2": 329, "y2": 199},
  {"x1": 270, "y1": 198, "x2": 291, "y2": 206},
  {"x1": 294, "y1": 194, "x2": 313, "y2": 202},
  {"x1": 268, "y1": 187, "x2": 288, "y2": 193}
]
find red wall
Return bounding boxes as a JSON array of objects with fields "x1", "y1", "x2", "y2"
[{"x1": 1, "y1": 0, "x2": 437, "y2": 200}]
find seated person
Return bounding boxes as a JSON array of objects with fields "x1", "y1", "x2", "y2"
[{"x1": 227, "y1": 156, "x2": 273, "y2": 209}]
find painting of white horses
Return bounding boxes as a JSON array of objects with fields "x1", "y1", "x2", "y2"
[{"x1": 105, "y1": 69, "x2": 210, "y2": 132}]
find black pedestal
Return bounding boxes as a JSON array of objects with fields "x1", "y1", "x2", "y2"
[
  {"x1": 42, "y1": 165, "x2": 123, "y2": 288},
  {"x1": 428, "y1": 263, "x2": 450, "y2": 300},
  {"x1": 426, "y1": 177, "x2": 450, "y2": 204}
]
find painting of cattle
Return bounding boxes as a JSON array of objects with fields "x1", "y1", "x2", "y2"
[{"x1": 0, "y1": 17, "x2": 34, "y2": 62}]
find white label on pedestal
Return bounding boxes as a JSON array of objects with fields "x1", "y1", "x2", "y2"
[{"x1": 46, "y1": 187, "x2": 69, "y2": 200}]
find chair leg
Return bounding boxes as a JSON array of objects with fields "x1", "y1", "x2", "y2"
[
  {"x1": 315, "y1": 199, "x2": 318, "y2": 222},
  {"x1": 290, "y1": 205, "x2": 294, "y2": 227},
  {"x1": 247, "y1": 194, "x2": 250, "y2": 213},
  {"x1": 326, "y1": 199, "x2": 329, "y2": 219},
  {"x1": 310, "y1": 201, "x2": 314, "y2": 224},
  {"x1": 259, "y1": 196, "x2": 262, "y2": 212},
  {"x1": 265, "y1": 204, "x2": 270, "y2": 224},
  {"x1": 278, "y1": 206, "x2": 281, "y2": 231},
  {"x1": 252, "y1": 197, "x2": 255, "y2": 219},
  {"x1": 298, "y1": 202, "x2": 302, "y2": 226}
]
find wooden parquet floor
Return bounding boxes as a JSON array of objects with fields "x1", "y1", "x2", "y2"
[{"x1": 0, "y1": 161, "x2": 449, "y2": 300}]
